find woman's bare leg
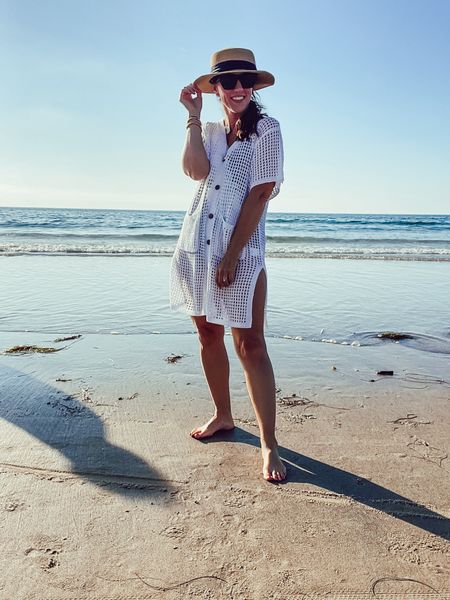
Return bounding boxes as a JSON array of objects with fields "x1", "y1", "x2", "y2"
[
  {"x1": 231, "y1": 270, "x2": 286, "y2": 481},
  {"x1": 189, "y1": 316, "x2": 235, "y2": 439}
]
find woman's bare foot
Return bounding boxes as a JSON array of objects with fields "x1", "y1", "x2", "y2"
[
  {"x1": 190, "y1": 414, "x2": 235, "y2": 439},
  {"x1": 261, "y1": 444, "x2": 287, "y2": 482}
]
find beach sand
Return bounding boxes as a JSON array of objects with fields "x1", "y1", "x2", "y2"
[{"x1": 1, "y1": 330, "x2": 449, "y2": 599}]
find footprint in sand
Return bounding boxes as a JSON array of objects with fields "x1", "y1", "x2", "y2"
[
  {"x1": 24, "y1": 535, "x2": 64, "y2": 571},
  {"x1": 388, "y1": 536, "x2": 450, "y2": 575},
  {"x1": 4, "y1": 497, "x2": 28, "y2": 512}
]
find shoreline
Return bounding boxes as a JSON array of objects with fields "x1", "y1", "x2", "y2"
[{"x1": 2, "y1": 329, "x2": 450, "y2": 360}]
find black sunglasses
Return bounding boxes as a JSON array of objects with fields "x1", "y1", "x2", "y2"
[{"x1": 210, "y1": 73, "x2": 257, "y2": 90}]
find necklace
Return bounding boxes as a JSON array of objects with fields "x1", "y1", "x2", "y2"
[{"x1": 224, "y1": 119, "x2": 239, "y2": 134}]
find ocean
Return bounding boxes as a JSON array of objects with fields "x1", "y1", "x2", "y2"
[
  {"x1": 1, "y1": 207, "x2": 449, "y2": 357},
  {"x1": 1, "y1": 207, "x2": 450, "y2": 261}
]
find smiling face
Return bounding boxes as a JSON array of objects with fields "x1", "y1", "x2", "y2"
[{"x1": 214, "y1": 78, "x2": 253, "y2": 116}]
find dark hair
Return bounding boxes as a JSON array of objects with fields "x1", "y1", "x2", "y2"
[{"x1": 235, "y1": 92, "x2": 267, "y2": 141}]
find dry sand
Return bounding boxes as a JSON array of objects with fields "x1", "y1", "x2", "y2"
[{"x1": 0, "y1": 331, "x2": 449, "y2": 600}]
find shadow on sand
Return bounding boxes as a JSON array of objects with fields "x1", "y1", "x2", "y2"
[
  {"x1": 0, "y1": 364, "x2": 174, "y2": 498},
  {"x1": 202, "y1": 427, "x2": 450, "y2": 541}
]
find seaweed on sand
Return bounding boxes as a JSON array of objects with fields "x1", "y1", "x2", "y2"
[
  {"x1": 377, "y1": 332, "x2": 414, "y2": 340},
  {"x1": 53, "y1": 334, "x2": 82, "y2": 342},
  {"x1": 3, "y1": 345, "x2": 62, "y2": 355},
  {"x1": 166, "y1": 354, "x2": 183, "y2": 363}
]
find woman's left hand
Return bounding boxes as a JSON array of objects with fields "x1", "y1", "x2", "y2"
[{"x1": 215, "y1": 253, "x2": 239, "y2": 288}]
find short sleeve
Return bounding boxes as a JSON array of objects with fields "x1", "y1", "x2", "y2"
[
  {"x1": 249, "y1": 121, "x2": 284, "y2": 200},
  {"x1": 201, "y1": 121, "x2": 212, "y2": 161}
]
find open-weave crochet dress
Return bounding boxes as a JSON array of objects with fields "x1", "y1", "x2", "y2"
[{"x1": 170, "y1": 116, "x2": 284, "y2": 328}]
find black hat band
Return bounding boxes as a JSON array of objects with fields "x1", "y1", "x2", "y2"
[{"x1": 211, "y1": 59, "x2": 257, "y2": 74}]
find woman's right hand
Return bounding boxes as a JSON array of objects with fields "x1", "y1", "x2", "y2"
[{"x1": 180, "y1": 83, "x2": 202, "y2": 117}]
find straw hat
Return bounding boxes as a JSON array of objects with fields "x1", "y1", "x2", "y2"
[{"x1": 194, "y1": 48, "x2": 275, "y2": 94}]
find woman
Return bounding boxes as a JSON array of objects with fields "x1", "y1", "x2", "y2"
[{"x1": 170, "y1": 48, "x2": 286, "y2": 482}]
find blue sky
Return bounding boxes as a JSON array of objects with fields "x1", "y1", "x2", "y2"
[{"x1": 1, "y1": 0, "x2": 449, "y2": 214}]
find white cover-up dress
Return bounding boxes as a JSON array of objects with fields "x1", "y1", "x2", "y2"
[{"x1": 170, "y1": 115, "x2": 284, "y2": 328}]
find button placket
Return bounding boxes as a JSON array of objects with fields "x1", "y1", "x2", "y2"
[{"x1": 205, "y1": 161, "x2": 225, "y2": 254}]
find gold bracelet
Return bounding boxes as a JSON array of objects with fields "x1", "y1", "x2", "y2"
[
  {"x1": 187, "y1": 118, "x2": 201, "y2": 126},
  {"x1": 186, "y1": 121, "x2": 202, "y2": 130}
]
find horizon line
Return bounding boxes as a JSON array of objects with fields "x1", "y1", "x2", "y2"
[{"x1": 1, "y1": 205, "x2": 449, "y2": 217}]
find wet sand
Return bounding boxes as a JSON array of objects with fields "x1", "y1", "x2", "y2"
[{"x1": 1, "y1": 330, "x2": 449, "y2": 599}]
